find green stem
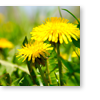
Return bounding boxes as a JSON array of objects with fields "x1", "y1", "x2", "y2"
[
  {"x1": 58, "y1": 6, "x2": 62, "y2": 18},
  {"x1": 27, "y1": 60, "x2": 37, "y2": 85},
  {"x1": 56, "y1": 42, "x2": 63, "y2": 86},
  {"x1": 62, "y1": 8, "x2": 80, "y2": 24},
  {"x1": 36, "y1": 64, "x2": 48, "y2": 86},
  {"x1": 46, "y1": 58, "x2": 51, "y2": 85}
]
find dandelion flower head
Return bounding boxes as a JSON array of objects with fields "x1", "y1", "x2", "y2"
[
  {"x1": 0, "y1": 38, "x2": 13, "y2": 48},
  {"x1": 17, "y1": 41, "x2": 53, "y2": 63},
  {"x1": 31, "y1": 17, "x2": 80, "y2": 44}
]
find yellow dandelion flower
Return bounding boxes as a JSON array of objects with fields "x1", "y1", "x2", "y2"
[
  {"x1": 17, "y1": 41, "x2": 53, "y2": 63},
  {"x1": 30, "y1": 17, "x2": 80, "y2": 44},
  {"x1": 0, "y1": 38, "x2": 13, "y2": 48},
  {"x1": 71, "y1": 48, "x2": 80, "y2": 58}
]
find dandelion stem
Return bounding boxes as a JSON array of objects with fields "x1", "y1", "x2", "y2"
[
  {"x1": 36, "y1": 64, "x2": 48, "y2": 86},
  {"x1": 26, "y1": 60, "x2": 37, "y2": 85},
  {"x1": 46, "y1": 58, "x2": 51, "y2": 84},
  {"x1": 56, "y1": 42, "x2": 63, "y2": 86}
]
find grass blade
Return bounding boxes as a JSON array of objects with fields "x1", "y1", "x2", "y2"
[{"x1": 62, "y1": 8, "x2": 80, "y2": 24}]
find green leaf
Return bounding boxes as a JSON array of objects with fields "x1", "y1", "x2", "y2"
[
  {"x1": 0, "y1": 73, "x2": 11, "y2": 86},
  {"x1": 59, "y1": 57, "x2": 74, "y2": 73},
  {"x1": 62, "y1": 8, "x2": 80, "y2": 25},
  {"x1": 67, "y1": 75, "x2": 79, "y2": 86},
  {"x1": 72, "y1": 63, "x2": 80, "y2": 73},
  {"x1": 23, "y1": 36, "x2": 28, "y2": 46},
  {"x1": 32, "y1": 67, "x2": 43, "y2": 86},
  {"x1": 54, "y1": 72, "x2": 59, "y2": 86},
  {"x1": 77, "y1": 23, "x2": 80, "y2": 29},
  {"x1": 11, "y1": 78, "x2": 20, "y2": 86},
  {"x1": 75, "y1": 69, "x2": 80, "y2": 73},
  {"x1": 26, "y1": 59, "x2": 39, "y2": 85},
  {"x1": 49, "y1": 65, "x2": 58, "y2": 75},
  {"x1": 0, "y1": 59, "x2": 29, "y2": 74},
  {"x1": 19, "y1": 75, "x2": 34, "y2": 86},
  {"x1": 36, "y1": 64, "x2": 48, "y2": 86},
  {"x1": 74, "y1": 72, "x2": 80, "y2": 85},
  {"x1": 72, "y1": 38, "x2": 80, "y2": 48},
  {"x1": 49, "y1": 72, "x2": 59, "y2": 86}
]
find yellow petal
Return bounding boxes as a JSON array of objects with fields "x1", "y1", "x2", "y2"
[
  {"x1": 28, "y1": 54, "x2": 32, "y2": 61},
  {"x1": 43, "y1": 36, "x2": 48, "y2": 41},
  {"x1": 66, "y1": 33, "x2": 72, "y2": 42},
  {"x1": 48, "y1": 34, "x2": 52, "y2": 41},
  {"x1": 69, "y1": 32, "x2": 78, "y2": 41},
  {"x1": 59, "y1": 35, "x2": 63, "y2": 44},
  {"x1": 52, "y1": 34, "x2": 55, "y2": 42},
  {"x1": 62, "y1": 34, "x2": 68, "y2": 44}
]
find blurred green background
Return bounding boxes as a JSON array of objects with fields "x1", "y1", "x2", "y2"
[{"x1": 0, "y1": 6, "x2": 80, "y2": 86}]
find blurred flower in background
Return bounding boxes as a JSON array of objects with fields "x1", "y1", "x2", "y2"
[
  {"x1": 0, "y1": 38, "x2": 13, "y2": 49},
  {"x1": 0, "y1": 13, "x2": 5, "y2": 23},
  {"x1": 71, "y1": 48, "x2": 80, "y2": 58},
  {"x1": 60, "y1": 53, "x2": 68, "y2": 60}
]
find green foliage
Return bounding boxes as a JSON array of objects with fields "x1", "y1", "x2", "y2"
[
  {"x1": 19, "y1": 75, "x2": 33, "y2": 86},
  {"x1": 60, "y1": 57, "x2": 74, "y2": 73},
  {"x1": 72, "y1": 38, "x2": 80, "y2": 48}
]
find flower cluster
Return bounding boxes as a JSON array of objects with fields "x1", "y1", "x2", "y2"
[{"x1": 17, "y1": 17, "x2": 80, "y2": 63}]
